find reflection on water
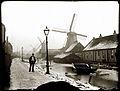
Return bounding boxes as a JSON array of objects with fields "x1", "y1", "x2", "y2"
[
  {"x1": 64, "y1": 66, "x2": 90, "y2": 83},
  {"x1": 90, "y1": 76, "x2": 118, "y2": 90},
  {"x1": 74, "y1": 75, "x2": 90, "y2": 83}
]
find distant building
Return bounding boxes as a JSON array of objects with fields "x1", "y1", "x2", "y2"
[
  {"x1": 5, "y1": 37, "x2": 13, "y2": 55},
  {"x1": 48, "y1": 49, "x2": 61, "y2": 60},
  {"x1": 53, "y1": 42, "x2": 84, "y2": 63},
  {"x1": 53, "y1": 53, "x2": 81, "y2": 64},
  {"x1": 40, "y1": 48, "x2": 61, "y2": 60},
  {"x1": 65, "y1": 42, "x2": 84, "y2": 53},
  {"x1": 82, "y1": 31, "x2": 118, "y2": 66}
]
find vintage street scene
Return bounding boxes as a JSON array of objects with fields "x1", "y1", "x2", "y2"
[{"x1": 1, "y1": 1, "x2": 119, "y2": 90}]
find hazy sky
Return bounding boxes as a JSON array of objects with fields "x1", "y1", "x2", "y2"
[{"x1": 1, "y1": 1, "x2": 119, "y2": 53}]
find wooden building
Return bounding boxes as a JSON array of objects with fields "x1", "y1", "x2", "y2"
[
  {"x1": 53, "y1": 53, "x2": 81, "y2": 64},
  {"x1": 1, "y1": 23, "x2": 13, "y2": 89},
  {"x1": 82, "y1": 31, "x2": 118, "y2": 66},
  {"x1": 53, "y1": 42, "x2": 84, "y2": 63},
  {"x1": 65, "y1": 42, "x2": 84, "y2": 53}
]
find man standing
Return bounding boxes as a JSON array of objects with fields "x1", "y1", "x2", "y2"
[{"x1": 29, "y1": 53, "x2": 36, "y2": 72}]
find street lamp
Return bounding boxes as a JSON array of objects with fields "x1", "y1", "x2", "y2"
[
  {"x1": 44, "y1": 26, "x2": 50, "y2": 74},
  {"x1": 21, "y1": 47, "x2": 24, "y2": 62}
]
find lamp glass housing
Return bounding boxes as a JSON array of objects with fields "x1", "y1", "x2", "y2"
[{"x1": 44, "y1": 26, "x2": 50, "y2": 36}]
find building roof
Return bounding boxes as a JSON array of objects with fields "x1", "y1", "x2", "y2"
[
  {"x1": 40, "y1": 49, "x2": 61, "y2": 54},
  {"x1": 65, "y1": 42, "x2": 84, "y2": 53},
  {"x1": 83, "y1": 34, "x2": 118, "y2": 51},
  {"x1": 54, "y1": 53, "x2": 71, "y2": 58},
  {"x1": 48, "y1": 49, "x2": 61, "y2": 54},
  {"x1": 5, "y1": 41, "x2": 13, "y2": 54}
]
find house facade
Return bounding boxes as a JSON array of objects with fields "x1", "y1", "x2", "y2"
[{"x1": 82, "y1": 31, "x2": 118, "y2": 66}]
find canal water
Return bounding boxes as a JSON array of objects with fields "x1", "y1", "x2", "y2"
[
  {"x1": 51, "y1": 63, "x2": 118, "y2": 90},
  {"x1": 38, "y1": 60, "x2": 118, "y2": 90}
]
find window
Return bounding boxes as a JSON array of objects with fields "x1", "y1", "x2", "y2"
[
  {"x1": 98, "y1": 51, "x2": 100, "y2": 56},
  {"x1": 111, "y1": 50, "x2": 114, "y2": 56}
]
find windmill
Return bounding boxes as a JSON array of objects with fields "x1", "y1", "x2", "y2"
[
  {"x1": 37, "y1": 37, "x2": 46, "y2": 58},
  {"x1": 52, "y1": 13, "x2": 87, "y2": 51},
  {"x1": 25, "y1": 37, "x2": 45, "y2": 59}
]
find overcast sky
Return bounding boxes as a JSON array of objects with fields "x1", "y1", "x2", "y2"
[{"x1": 1, "y1": 1, "x2": 119, "y2": 53}]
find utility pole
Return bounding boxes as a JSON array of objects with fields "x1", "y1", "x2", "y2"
[{"x1": 18, "y1": 47, "x2": 20, "y2": 59}]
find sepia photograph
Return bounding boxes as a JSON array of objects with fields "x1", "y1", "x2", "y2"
[{"x1": 1, "y1": 1, "x2": 119, "y2": 90}]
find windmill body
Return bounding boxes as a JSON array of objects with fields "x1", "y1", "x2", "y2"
[{"x1": 65, "y1": 32, "x2": 78, "y2": 50}]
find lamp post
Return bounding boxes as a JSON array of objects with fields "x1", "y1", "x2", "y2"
[
  {"x1": 21, "y1": 46, "x2": 24, "y2": 62},
  {"x1": 44, "y1": 26, "x2": 50, "y2": 74}
]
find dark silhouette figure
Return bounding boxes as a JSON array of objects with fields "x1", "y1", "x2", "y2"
[
  {"x1": 34, "y1": 81, "x2": 80, "y2": 91},
  {"x1": 29, "y1": 53, "x2": 36, "y2": 72},
  {"x1": 0, "y1": 23, "x2": 13, "y2": 90}
]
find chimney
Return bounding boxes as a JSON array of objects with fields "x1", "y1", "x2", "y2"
[
  {"x1": 99, "y1": 34, "x2": 102, "y2": 38},
  {"x1": 6, "y1": 36, "x2": 8, "y2": 43},
  {"x1": 113, "y1": 30, "x2": 116, "y2": 35},
  {"x1": 93, "y1": 37, "x2": 95, "y2": 39}
]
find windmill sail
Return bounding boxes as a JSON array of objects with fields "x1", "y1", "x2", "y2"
[
  {"x1": 69, "y1": 13, "x2": 75, "y2": 32},
  {"x1": 76, "y1": 33, "x2": 87, "y2": 37},
  {"x1": 52, "y1": 29, "x2": 67, "y2": 33}
]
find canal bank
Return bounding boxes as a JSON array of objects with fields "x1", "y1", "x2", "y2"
[{"x1": 89, "y1": 69, "x2": 118, "y2": 90}]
